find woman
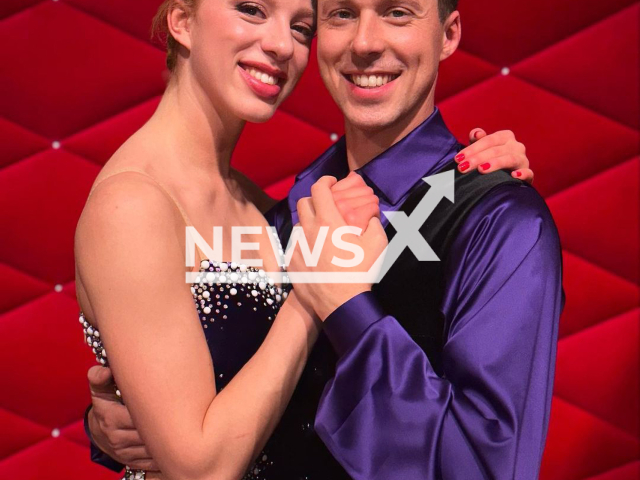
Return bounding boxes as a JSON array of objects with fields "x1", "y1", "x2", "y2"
[{"x1": 76, "y1": 1, "x2": 534, "y2": 479}]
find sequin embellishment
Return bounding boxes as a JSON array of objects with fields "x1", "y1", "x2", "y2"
[
  {"x1": 79, "y1": 256, "x2": 288, "y2": 480},
  {"x1": 191, "y1": 260, "x2": 288, "y2": 324}
]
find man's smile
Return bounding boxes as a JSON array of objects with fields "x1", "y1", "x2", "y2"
[{"x1": 343, "y1": 72, "x2": 401, "y2": 89}]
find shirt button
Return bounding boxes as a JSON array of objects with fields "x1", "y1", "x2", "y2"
[{"x1": 301, "y1": 421, "x2": 314, "y2": 437}]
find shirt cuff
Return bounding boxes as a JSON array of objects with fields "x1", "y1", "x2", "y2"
[
  {"x1": 323, "y1": 291, "x2": 386, "y2": 357},
  {"x1": 84, "y1": 404, "x2": 125, "y2": 472}
]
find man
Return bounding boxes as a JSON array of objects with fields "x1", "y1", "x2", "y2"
[{"x1": 86, "y1": 0, "x2": 562, "y2": 478}]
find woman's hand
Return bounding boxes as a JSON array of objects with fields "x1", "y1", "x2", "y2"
[{"x1": 455, "y1": 128, "x2": 534, "y2": 184}]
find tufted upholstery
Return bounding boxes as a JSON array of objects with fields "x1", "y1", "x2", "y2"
[{"x1": 0, "y1": 0, "x2": 638, "y2": 478}]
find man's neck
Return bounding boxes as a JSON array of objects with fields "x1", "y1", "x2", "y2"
[{"x1": 344, "y1": 102, "x2": 436, "y2": 171}]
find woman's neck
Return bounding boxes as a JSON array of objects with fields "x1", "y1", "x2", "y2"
[{"x1": 149, "y1": 73, "x2": 245, "y2": 183}]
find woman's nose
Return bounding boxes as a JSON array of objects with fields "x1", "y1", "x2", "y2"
[{"x1": 261, "y1": 20, "x2": 295, "y2": 62}]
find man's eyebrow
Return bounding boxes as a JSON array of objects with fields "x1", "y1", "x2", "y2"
[
  {"x1": 320, "y1": 0, "x2": 353, "y2": 12},
  {"x1": 320, "y1": 0, "x2": 429, "y2": 13},
  {"x1": 384, "y1": 0, "x2": 428, "y2": 13}
]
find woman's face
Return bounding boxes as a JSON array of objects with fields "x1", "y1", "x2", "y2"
[{"x1": 187, "y1": 0, "x2": 315, "y2": 123}]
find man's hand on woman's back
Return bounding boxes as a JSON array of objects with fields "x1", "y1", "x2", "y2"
[{"x1": 87, "y1": 365, "x2": 157, "y2": 471}]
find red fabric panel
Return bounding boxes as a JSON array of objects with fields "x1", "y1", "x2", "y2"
[{"x1": 0, "y1": 1, "x2": 638, "y2": 478}]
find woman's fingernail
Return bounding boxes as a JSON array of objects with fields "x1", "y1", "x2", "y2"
[
  {"x1": 455, "y1": 153, "x2": 465, "y2": 162},
  {"x1": 480, "y1": 163, "x2": 491, "y2": 171},
  {"x1": 459, "y1": 161, "x2": 470, "y2": 172},
  {"x1": 515, "y1": 171, "x2": 522, "y2": 177}
]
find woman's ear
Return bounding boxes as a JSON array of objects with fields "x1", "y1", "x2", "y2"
[
  {"x1": 440, "y1": 10, "x2": 461, "y2": 62},
  {"x1": 167, "y1": 1, "x2": 194, "y2": 51}
]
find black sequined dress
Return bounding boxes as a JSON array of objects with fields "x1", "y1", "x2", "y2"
[{"x1": 81, "y1": 256, "x2": 349, "y2": 480}]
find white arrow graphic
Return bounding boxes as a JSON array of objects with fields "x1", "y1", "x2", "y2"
[
  {"x1": 367, "y1": 169, "x2": 455, "y2": 283},
  {"x1": 185, "y1": 170, "x2": 455, "y2": 284}
]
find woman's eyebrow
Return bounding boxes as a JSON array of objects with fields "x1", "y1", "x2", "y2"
[{"x1": 296, "y1": 7, "x2": 316, "y2": 20}]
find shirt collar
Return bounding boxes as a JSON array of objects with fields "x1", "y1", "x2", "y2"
[{"x1": 288, "y1": 107, "x2": 461, "y2": 213}]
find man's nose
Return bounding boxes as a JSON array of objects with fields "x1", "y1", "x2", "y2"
[
  {"x1": 351, "y1": 12, "x2": 384, "y2": 58},
  {"x1": 261, "y1": 19, "x2": 295, "y2": 62}
]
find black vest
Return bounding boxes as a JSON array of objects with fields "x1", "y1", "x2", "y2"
[{"x1": 267, "y1": 161, "x2": 522, "y2": 479}]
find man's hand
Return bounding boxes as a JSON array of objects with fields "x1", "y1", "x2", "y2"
[
  {"x1": 456, "y1": 128, "x2": 534, "y2": 183},
  {"x1": 87, "y1": 365, "x2": 159, "y2": 471},
  {"x1": 331, "y1": 171, "x2": 380, "y2": 232},
  {"x1": 289, "y1": 176, "x2": 388, "y2": 321}
]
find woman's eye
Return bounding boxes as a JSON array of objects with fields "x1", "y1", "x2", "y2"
[
  {"x1": 237, "y1": 3, "x2": 265, "y2": 18},
  {"x1": 292, "y1": 24, "x2": 314, "y2": 39}
]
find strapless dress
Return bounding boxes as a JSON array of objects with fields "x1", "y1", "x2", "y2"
[{"x1": 80, "y1": 257, "x2": 290, "y2": 480}]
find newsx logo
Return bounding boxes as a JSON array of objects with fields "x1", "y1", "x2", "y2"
[{"x1": 185, "y1": 170, "x2": 454, "y2": 284}]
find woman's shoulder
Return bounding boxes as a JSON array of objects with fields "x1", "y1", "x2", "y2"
[
  {"x1": 84, "y1": 133, "x2": 180, "y2": 221},
  {"x1": 77, "y1": 160, "x2": 183, "y2": 257}
]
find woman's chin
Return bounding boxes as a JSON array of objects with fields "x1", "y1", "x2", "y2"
[{"x1": 240, "y1": 107, "x2": 279, "y2": 124}]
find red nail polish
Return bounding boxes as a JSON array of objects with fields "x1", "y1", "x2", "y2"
[
  {"x1": 459, "y1": 161, "x2": 470, "y2": 172},
  {"x1": 515, "y1": 171, "x2": 522, "y2": 177},
  {"x1": 455, "y1": 153, "x2": 465, "y2": 162},
  {"x1": 480, "y1": 163, "x2": 491, "y2": 170}
]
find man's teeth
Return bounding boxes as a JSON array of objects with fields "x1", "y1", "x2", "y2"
[
  {"x1": 246, "y1": 68, "x2": 278, "y2": 86},
  {"x1": 351, "y1": 74, "x2": 396, "y2": 88}
]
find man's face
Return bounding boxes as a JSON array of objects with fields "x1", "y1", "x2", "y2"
[{"x1": 316, "y1": 0, "x2": 458, "y2": 134}]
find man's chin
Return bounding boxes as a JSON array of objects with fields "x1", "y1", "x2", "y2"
[{"x1": 343, "y1": 108, "x2": 402, "y2": 134}]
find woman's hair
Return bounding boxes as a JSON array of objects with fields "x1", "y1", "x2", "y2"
[{"x1": 151, "y1": 0, "x2": 198, "y2": 72}]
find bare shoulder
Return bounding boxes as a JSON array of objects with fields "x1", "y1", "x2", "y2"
[
  {"x1": 74, "y1": 170, "x2": 189, "y2": 324},
  {"x1": 75, "y1": 171, "x2": 184, "y2": 271},
  {"x1": 80, "y1": 172, "x2": 175, "y2": 234},
  {"x1": 230, "y1": 168, "x2": 277, "y2": 213}
]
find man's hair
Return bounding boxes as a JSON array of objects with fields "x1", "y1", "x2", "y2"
[{"x1": 438, "y1": 0, "x2": 459, "y2": 22}]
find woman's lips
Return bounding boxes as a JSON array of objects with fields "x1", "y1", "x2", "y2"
[{"x1": 238, "y1": 64, "x2": 282, "y2": 99}]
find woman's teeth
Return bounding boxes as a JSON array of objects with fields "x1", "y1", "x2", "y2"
[
  {"x1": 246, "y1": 67, "x2": 278, "y2": 86},
  {"x1": 351, "y1": 74, "x2": 397, "y2": 88}
]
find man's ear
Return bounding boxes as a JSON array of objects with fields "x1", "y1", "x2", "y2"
[
  {"x1": 440, "y1": 10, "x2": 461, "y2": 62},
  {"x1": 167, "y1": 1, "x2": 194, "y2": 51}
]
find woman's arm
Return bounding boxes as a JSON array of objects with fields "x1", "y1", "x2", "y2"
[{"x1": 76, "y1": 175, "x2": 319, "y2": 480}]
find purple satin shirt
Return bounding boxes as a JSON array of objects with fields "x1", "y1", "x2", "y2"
[{"x1": 281, "y1": 108, "x2": 564, "y2": 479}]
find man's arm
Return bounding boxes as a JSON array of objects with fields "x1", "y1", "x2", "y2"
[{"x1": 314, "y1": 184, "x2": 563, "y2": 480}]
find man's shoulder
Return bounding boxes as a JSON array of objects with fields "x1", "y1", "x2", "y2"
[
  {"x1": 480, "y1": 180, "x2": 554, "y2": 225},
  {"x1": 459, "y1": 179, "x2": 560, "y2": 256}
]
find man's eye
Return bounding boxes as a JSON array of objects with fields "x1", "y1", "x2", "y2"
[
  {"x1": 334, "y1": 10, "x2": 353, "y2": 19},
  {"x1": 237, "y1": 3, "x2": 265, "y2": 18},
  {"x1": 389, "y1": 9, "x2": 409, "y2": 18}
]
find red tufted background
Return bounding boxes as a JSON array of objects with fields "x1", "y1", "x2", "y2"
[{"x1": 1, "y1": 0, "x2": 638, "y2": 478}]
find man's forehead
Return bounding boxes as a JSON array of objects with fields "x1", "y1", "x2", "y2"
[{"x1": 317, "y1": 0, "x2": 434, "y2": 11}]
